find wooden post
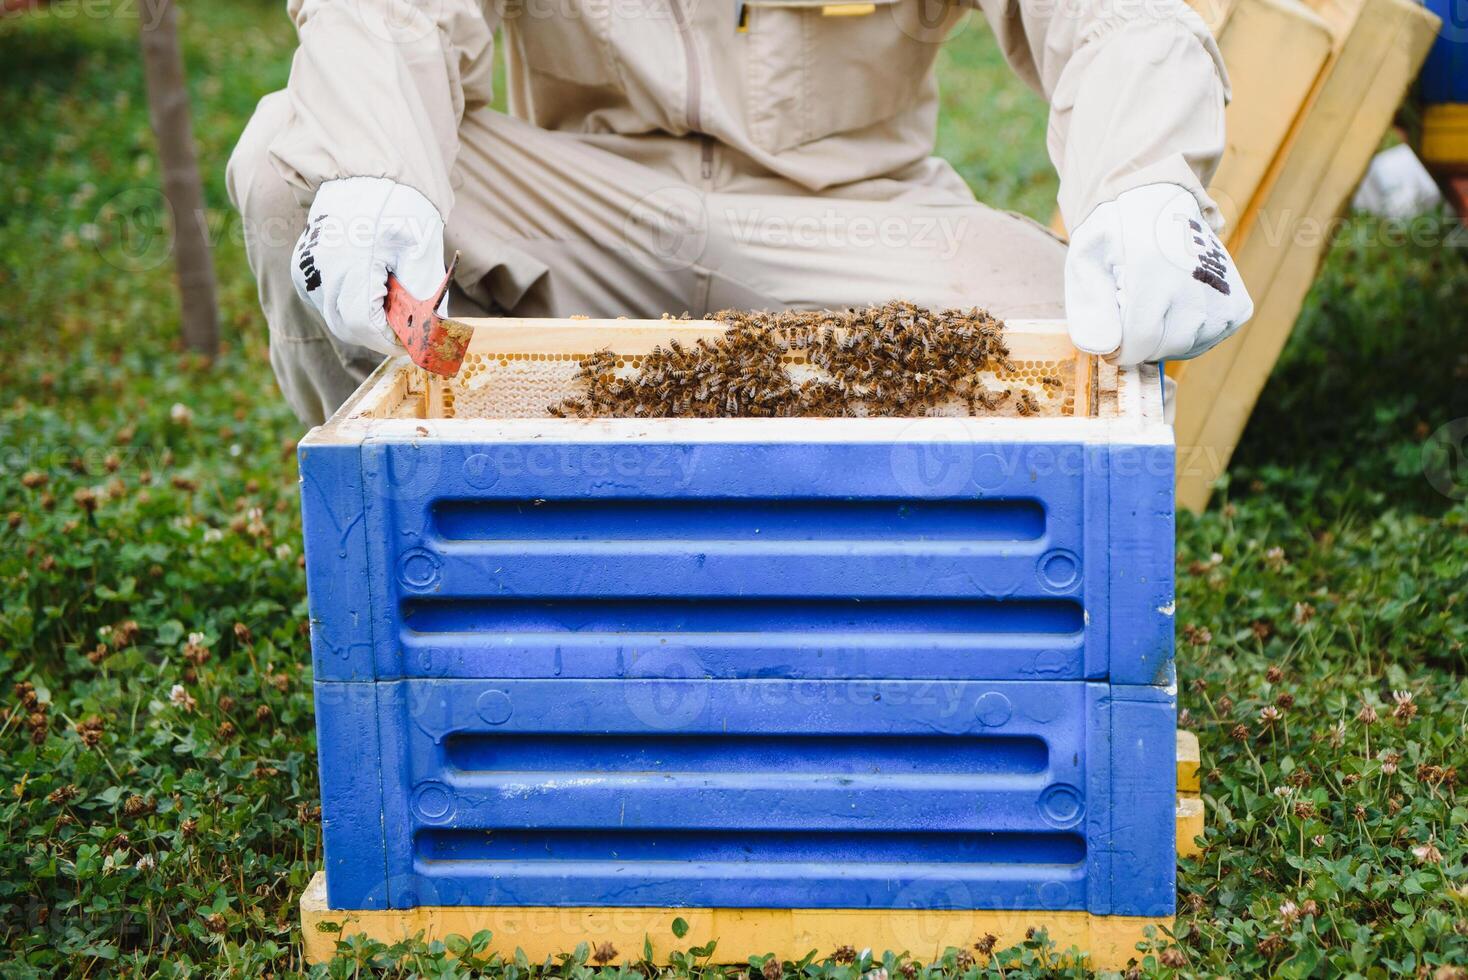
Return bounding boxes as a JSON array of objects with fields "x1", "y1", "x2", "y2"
[{"x1": 138, "y1": 0, "x2": 218, "y2": 358}]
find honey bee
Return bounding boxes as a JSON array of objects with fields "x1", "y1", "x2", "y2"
[{"x1": 550, "y1": 301, "x2": 1032, "y2": 420}]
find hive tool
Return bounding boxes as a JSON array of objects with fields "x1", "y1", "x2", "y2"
[{"x1": 384, "y1": 251, "x2": 472, "y2": 377}]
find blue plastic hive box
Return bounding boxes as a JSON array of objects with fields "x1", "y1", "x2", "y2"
[{"x1": 299, "y1": 320, "x2": 1177, "y2": 919}]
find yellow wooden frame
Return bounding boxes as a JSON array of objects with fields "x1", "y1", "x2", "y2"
[
  {"x1": 1169, "y1": 0, "x2": 1440, "y2": 511},
  {"x1": 1051, "y1": 0, "x2": 1440, "y2": 511},
  {"x1": 1176, "y1": 730, "x2": 1204, "y2": 859}
]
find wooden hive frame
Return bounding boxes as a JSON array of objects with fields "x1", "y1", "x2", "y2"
[{"x1": 318, "y1": 317, "x2": 1166, "y2": 442}]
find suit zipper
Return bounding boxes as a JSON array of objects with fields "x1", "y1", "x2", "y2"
[{"x1": 667, "y1": 0, "x2": 702, "y2": 134}]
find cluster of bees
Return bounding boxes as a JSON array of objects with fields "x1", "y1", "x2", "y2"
[{"x1": 550, "y1": 301, "x2": 1051, "y2": 419}]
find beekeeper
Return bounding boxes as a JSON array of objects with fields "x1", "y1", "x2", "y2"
[{"x1": 228, "y1": 0, "x2": 1253, "y2": 426}]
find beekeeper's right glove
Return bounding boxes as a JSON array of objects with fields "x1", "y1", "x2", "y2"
[
  {"x1": 291, "y1": 177, "x2": 448, "y2": 355},
  {"x1": 1065, "y1": 183, "x2": 1253, "y2": 366}
]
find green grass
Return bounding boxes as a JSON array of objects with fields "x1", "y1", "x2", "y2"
[
  {"x1": 935, "y1": 20, "x2": 1057, "y2": 223},
  {"x1": 1, "y1": 3, "x2": 1466, "y2": 976}
]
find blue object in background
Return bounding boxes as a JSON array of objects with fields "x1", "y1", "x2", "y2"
[
  {"x1": 1421, "y1": 0, "x2": 1468, "y2": 105},
  {"x1": 301, "y1": 430, "x2": 1177, "y2": 917}
]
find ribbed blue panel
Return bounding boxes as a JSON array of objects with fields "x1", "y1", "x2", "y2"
[
  {"x1": 307, "y1": 439, "x2": 1176, "y2": 684},
  {"x1": 311, "y1": 678, "x2": 1176, "y2": 913},
  {"x1": 379, "y1": 679, "x2": 1098, "y2": 910}
]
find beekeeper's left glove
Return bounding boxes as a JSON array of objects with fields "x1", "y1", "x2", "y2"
[
  {"x1": 290, "y1": 176, "x2": 447, "y2": 356},
  {"x1": 1065, "y1": 183, "x2": 1253, "y2": 366}
]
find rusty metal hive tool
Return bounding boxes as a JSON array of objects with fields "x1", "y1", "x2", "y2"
[{"x1": 384, "y1": 251, "x2": 473, "y2": 377}]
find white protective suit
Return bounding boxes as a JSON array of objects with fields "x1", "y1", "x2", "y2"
[{"x1": 228, "y1": 0, "x2": 1231, "y2": 425}]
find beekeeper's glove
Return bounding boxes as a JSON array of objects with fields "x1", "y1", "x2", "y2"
[
  {"x1": 1065, "y1": 183, "x2": 1253, "y2": 366},
  {"x1": 291, "y1": 177, "x2": 448, "y2": 355}
]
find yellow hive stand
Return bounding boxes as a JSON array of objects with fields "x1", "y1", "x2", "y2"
[{"x1": 301, "y1": 892, "x2": 1172, "y2": 969}]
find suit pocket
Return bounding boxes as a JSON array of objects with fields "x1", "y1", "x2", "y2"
[
  {"x1": 743, "y1": 0, "x2": 958, "y2": 154},
  {"x1": 504, "y1": 0, "x2": 620, "y2": 87}
]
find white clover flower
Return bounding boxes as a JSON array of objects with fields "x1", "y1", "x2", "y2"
[
  {"x1": 1412, "y1": 841, "x2": 1443, "y2": 864},
  {"x1": 169, "y1": 685, "x2": 197, "y2": 712}
]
